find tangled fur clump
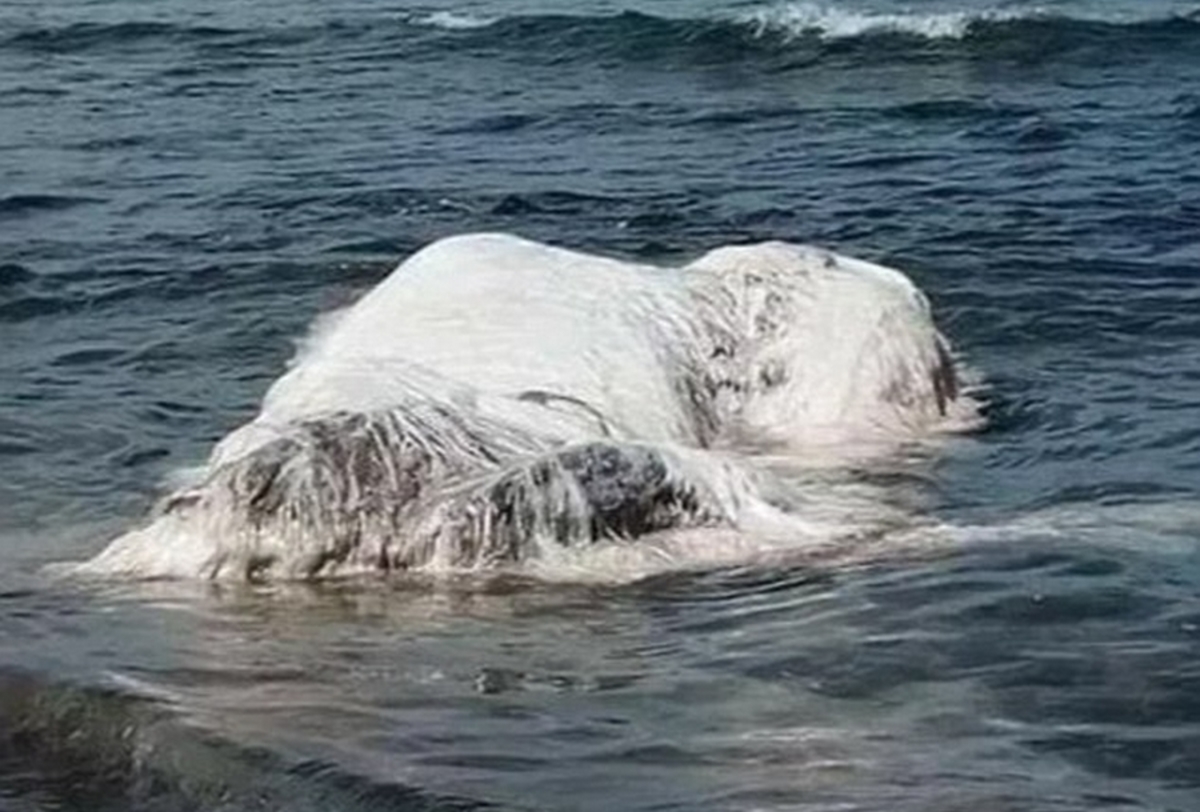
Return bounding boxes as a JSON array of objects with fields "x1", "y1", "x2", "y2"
[{"x1": 75, "y1": 234, "x2": 978, "y2": 581}]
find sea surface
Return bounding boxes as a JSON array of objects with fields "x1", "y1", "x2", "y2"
[{"x1": 3, "y1": 0, "x2": 1200, "y2": 809}]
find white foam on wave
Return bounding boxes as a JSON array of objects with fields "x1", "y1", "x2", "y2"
[
  {"x1": 408, "y1": 11, "x2": 497, "y2": 31},
  {"x1": 741, "y1": 2, "x2": 1027, "y2": 41},
  {"x1": 987, "y1": 500, "x2": 1200, "y2": 555}
]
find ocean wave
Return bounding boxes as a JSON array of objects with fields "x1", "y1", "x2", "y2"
[
  {"x1": 746, "y1": 1, "x2": 1200, "y2": 41},
  {"x1": 398, "y1": 4, "x2": 1200, "y2": 69},
  {"x1": 741, "y1": 3, "x2": 1021, "y2": 41},
  {"x1": 0, "y1": 193, "x2": 102, "y2": 217},
  {"x1": 405, "y1": 2, "x2": 1200, "y2": 42},
  {"x1": 408, "y1": 10, "x2": 498, "y2": 31},
  {"x1": 0, "y1": 20, "x2": 240, "y2": 53},
  {"x1": 3, "y1": 4, "x2": 1198, "y2": 62}
]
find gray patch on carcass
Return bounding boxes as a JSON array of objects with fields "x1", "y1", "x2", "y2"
[{"x1": 396, "y1": 442, "x2": 721, "y2": 570}]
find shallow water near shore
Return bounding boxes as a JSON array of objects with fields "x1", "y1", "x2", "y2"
[{"x1": 3, "y1": 0, "x2": 1200, "y2": 808}]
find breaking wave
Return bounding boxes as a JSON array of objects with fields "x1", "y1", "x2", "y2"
[
  {"x1": 409, "y1": 11, "x2": 499, "y2": 31},
  {"x1": 405, "y1": 2, "x2": 1200, "y2": 48},
  {"x1": 740, "y1": 3, "x2": 1024, "y2": 40}
]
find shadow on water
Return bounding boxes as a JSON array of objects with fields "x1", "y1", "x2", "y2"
[{"x1": 0, "y1": 667, "x2": 503, "y2": 812}]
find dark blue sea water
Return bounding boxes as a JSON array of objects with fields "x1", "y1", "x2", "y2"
[{"x1": 3, "y1": 0, "x2": 1200, "y2": 809}]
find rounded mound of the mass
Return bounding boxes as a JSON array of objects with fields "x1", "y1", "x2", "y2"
[{"x1": 69, "y1": 233, "x2": 980, "y2": 581}]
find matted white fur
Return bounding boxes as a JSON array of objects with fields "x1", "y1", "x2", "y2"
[{"x1": 71, "y1": 234, "x2": 980, "y2": 581}]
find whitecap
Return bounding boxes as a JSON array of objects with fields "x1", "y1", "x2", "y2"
[
  {"x1": 408, "y1": 11, "x2": 497, "y2": 31},
  {"x1": 741, "y1": 2, "x2": 1027, "y2": 41}
]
